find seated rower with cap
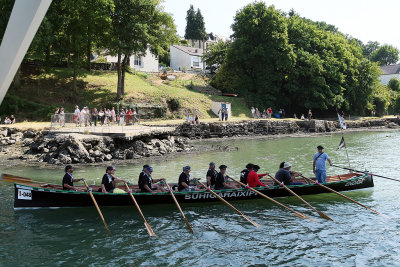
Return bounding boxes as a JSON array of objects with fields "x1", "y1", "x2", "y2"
[
  {"x1": 275, "y1": 162, "x2": 303, "y2": 185},
  {"x1": 100, "y1": 166, "x2": 127, "y2": 193},
  {"x1": 214, "y1": 165, "x2": 239, "y2": 190},
  {"x1": 206, "y1": 162, "x2": 218, "y2": 188},
  {"x1": 240, "y1": 163, "x2": 254, "y2": 185},
  {"x1": 138, "y1": 165, "x2": 166, "y2": 193},
  {"x1": 62, "y1": 165, "x2": 84, "y2": 191},
  {"x1": 247, "y1": 165, "x2": 269, "y2": 188},
  {"x1": 178, "y1": 166, "x2": 201, "y2": 191}
]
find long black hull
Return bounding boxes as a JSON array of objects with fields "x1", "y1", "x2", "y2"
[{"x1": 14, "y1": 174, "x2": 374, "y2": 209}]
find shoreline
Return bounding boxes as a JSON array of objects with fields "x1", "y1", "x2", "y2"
[{"x1": 0, "y1": 118, "x2": 399, "y2": 168}]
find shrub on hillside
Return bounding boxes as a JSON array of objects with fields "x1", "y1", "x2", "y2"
[{"x1": 167, "y1": 98, "x2": 181, "y2": 111}]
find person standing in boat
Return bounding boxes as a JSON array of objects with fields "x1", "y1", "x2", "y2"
[
  {"x1": 100, "y1": 166, "x2": 127, "y2": 193},
  {"x1": 215, "y1": 165, "x2": 238, "y2": 190},
  {"x1": 206, "y1": 162, "x2": 218, "y2": 188},
  {"x1": 62, "y1": 165, "x2": 84, "y2": 191},
  {"x1": 138, "y1": 165, "x2": 166, "y2": 193},
  {"x1": 313, "y1": 145, "x2": 333, "y2": 183},
  {"x1": 275, "y1": 162, "x2": 303, "y2": 185},
  {"x1": 240, "y1": 163, "x2": 254, "y2": 185}
]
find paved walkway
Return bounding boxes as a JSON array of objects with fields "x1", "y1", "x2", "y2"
[{"x1": 50, "y1": 124, "x2": 177, "y2": 139}]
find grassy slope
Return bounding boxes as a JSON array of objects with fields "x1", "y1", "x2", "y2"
[{"x1": 3, "y1": 68, "x2": 250, "y2": 120}]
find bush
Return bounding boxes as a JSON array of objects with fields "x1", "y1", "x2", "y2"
[
  {"x1": 167, "y1": 98, "x2": 180, "y2": 111},
  {"x1": 137, "y1": 72, "x2": 148, "y2": 79}
]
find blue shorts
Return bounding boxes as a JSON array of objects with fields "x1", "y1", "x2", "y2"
[{"x1": 316, "y1": 170, "x2": 326, "y2": 183}]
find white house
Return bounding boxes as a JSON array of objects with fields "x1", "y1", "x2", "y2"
[
  {"x1": 379, "y1": 64, "x2": 400, "y2": 85},
  {"x1": 170, "y1": 45, "x2": 205, "y2": 71},
  {"x1": 104, "y1": 47, "x2": 159, "y2": 72}
]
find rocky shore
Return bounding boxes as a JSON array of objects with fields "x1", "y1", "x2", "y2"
[{"x1": 0, "y1": 118, "x2": 399, "y2": 165}]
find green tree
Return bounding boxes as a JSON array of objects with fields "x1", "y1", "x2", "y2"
[
  {"x1": 387, "y1": 77, "x2": 400, "y2": 92},
  {"x1": 184, "y1": 5, "x2": 196, "y2": 40},
  {"x1": 362, "y1": 41, "x2": 380, "y2": 59},
  {"x1": 202, "y1": 40, "x2": 230, "y2": 74},
  {"x1": 371, "y1": 44, "x2": 399, "y2": 65},
  {"x1": 108, "y1": 0, "x2": 178, "y2": 99}
]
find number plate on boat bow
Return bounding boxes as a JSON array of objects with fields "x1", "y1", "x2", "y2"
[{"x1": 18, "y1": 189, "x2": 32, "y2": 200}]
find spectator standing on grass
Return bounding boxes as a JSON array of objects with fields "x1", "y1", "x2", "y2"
[
  {"x1": 92, "y1": 108, "x2": 98, "y2": 126},
  {"x1": 262, "y1": 109, "x2": 266, "y2": 118},
  {"x1": 282, "y1": 109, "x2": 285, "y2": 119},
  {"x1": 98, "y1": 109, "x2": 104, "y2": 126},
  {"x1": 126, "y1": 108, "x2": 132, "y2": 125},
  {"x1": 54, "y1": 108, "x2": 60, "y2": 123},
  {"x1": 105, "y1": 109, "x2": 111, "y2": 126},
  {"x1": 132, "y1": 108, "x2": 138, "y2": 124},
  {"x1": 74, "y1": 105, "x2": 80, "y2": 126},
  {"x1": 301, "y1": 114, "x2": 305, "y2": 120},
  {"x1": 79, "y1": 108, "x2": 85, "y2": 127},
  {"x1": 10, "y1": 115, "x2": 15, "y2": 124},
  {"x1": 111, "y1": 107, "x2": 116, "y2": 123},
  {"x1": 294, "y1": 114, "x2": 298, "y2": 119},
  {"x1": 308, "y1": 109, "x2": 312, "y2": 120},
  {"x1": 59, "y1": 107, "x2": 65, "y2": 127},
  {"x1": 255, "y1": 108, "x2": 260, "y2": 119},
  {"x1": 119, "y1": 109, "x2": 125, "y2": 125},
  {"x1": 267, "y1": 107, "x2": 272, "y2": 119},
  {"x1": 224, "y1": 108, "x2": 229, "y2": 121},
  {"x1": 251, "y1": 107, "x2": 255, "y2": 118}
]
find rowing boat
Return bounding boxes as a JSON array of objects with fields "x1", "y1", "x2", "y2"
[{"x1": 7, "y1": 172, "x2": 373, "y2": 209}]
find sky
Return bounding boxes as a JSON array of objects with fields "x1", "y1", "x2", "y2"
[{"x1": 163, "y1": 0, "x2": 400, "y2": 49}]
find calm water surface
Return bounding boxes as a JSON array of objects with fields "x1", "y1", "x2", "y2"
[{"x1": 1, "y1": 131, "x2": 400, "y2": 266}]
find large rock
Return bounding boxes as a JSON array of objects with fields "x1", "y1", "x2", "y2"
[
  {"x1": 67, "y1": 140, "x2": 89, "y2": 159},
  {"x1": 58, "y1": 154, "x2": 72, "y2": 164}
]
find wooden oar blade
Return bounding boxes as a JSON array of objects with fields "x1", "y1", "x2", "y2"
[
  {"x1": 184, "y1": 218, "x2": 194, "y2": 233},
  {"x1": 317, "y1": 210, "x2": 333, "y2": 221},
  {"x1": 145, "y1": 222, "x2": 157, "y2": 237},
  {"x1": 242, "y1": 215, "x2": 261, "y2": 228}
]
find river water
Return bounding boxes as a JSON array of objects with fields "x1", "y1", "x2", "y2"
[{"x1": 1, "y1": 130, "x2": 400, "y2": 266}]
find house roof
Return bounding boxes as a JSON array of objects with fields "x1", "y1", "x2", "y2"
[
  {"x1": 171, "y1": 45, "x2": 203, "y2": 56},
  {"x1": 380, "y1": 64, "x2": 400, "y2": 75}
]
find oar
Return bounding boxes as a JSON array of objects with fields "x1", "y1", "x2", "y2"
[
  {"x1": 0, "y1": 173, "x2": 46, "y2": 184},
  {"x1": 228, "y1": 177, "x2": 313, "y2": 221},
  {"x1": 267, "y1": 174, "x2": 333, "y2": 221},
  {"x1": 196, "y1": 180, "x2": 260, "y2": 227},
  {"x1": 82, "y1": 179, "x2": 110, "y2": 233},
  {"x1": 301, "y1": 175, "x2": 390, "y2": 219},
  {"x1": 124, "y1": 182, "x2": 156, "y2": 237},
  {"x1": 332, "y1": 165, "x2": 400, "y2": 183},
  {"x1": 163, "y1": 181, "x2": 194, "y2": 233}
]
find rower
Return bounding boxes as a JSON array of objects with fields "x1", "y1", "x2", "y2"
[
  {"x1": 275, "y1": 162, "x2": 303, "y2": 185},
  {"x1": 247, "y1": 165, "x2": 269, "y2": 188},
  {"x1": 100, "y1": 166, "x2": 126, "y2": 193},
  {"x1": 215, "y1": 165, "x2": 238, "y2": 190},
  {"x1": 206, "y1": 162, "x2": 218, "y2": 188},
  {"x1": 138, "y1": 165, "x2": 166, "y2": 193},
  {"x1": 240, "y1": 163, "x2": 254, "y2": 184},
  {"x1": 178, "y1": 166, "x2": 200, "y2": 191},
  {"x1": 62, "y1": 165, "x2": 83, "y2": 191}
]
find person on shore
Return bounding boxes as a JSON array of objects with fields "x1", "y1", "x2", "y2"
[
  {"x1": 255, "y1": 108, "x2": 260, "y2": 119},
  {"x1": 100, "y1": 166, "x2": 126, "y2": 193},
  {"x1": 300, "y1": 114, "x2": 305, "y2": 120},
  {"x1": 178, "y1": 166, "x2": 200, "y2": 191},
  {"x1": 275, "y1": 162, "x2": 303, "y2": 185},
  {"x1": 138, "y1": 165, "x2": 166, "y2": 193},
  {"x1": 4, "y1": 117, "x2": 11, "y2": 124},
  {"x1": 294, "y1": 114, "x2": 298, "y2": 119},
  {"x1": 74, "y1": 105, "x2": 80, "y2": 126},
  {"x1": 313, "y1": 145, "x2": 332, "y2": 183},
  {"x1": 251, "y1": 107, "x2": 255, "y2": 118},
  {"x1": 308, "y1": 109, "x2": 312, "y2": 120},
  {"x1": 214, "y1": 165, "x2": 238, "y2": 190},
  {"x1": 62, "y1": 165, "x2": 84, "y2": 191},
  {"x1": 111, "y1": 107, "x2": 116, "y2": 123},
  {"x1": 247, "y1": 165, "x2": 269, "y2": 188},
  {"x1": 206, "y1": 162, "x2": 218, "y2": 188},
  {"x1": 79, "y1": 108, "x2": 85, "y2": 127},
  {"x1": 92, "y1": 108, "x2": 98, "y2": 126},
  {"x1": 132, "y1": 108, "x2": 138, "y2": 124},
  {"x1": 98, "y1": 109, "x2": 104, "y2": 126},
  {"x1": 267, "y1": 107, "x2": 272, "y2": 119},
  {"x1": 119, "y1": 109, "x2": 125, "y2": 126},
  {"x1": 10, "y1": 115, "x2": 15, "y2": 124},
  {"x1": 54, "y1": 108, "x2": 60, "y2": 123},
  {"x1": 194, "y1": 115, "x2": 200, "y2": 124},
  {"x1": 126, "y1": 108, "x2": 132, "y2": 125},
  {"x1": 240, "y1": 163, "x2": 254, "y2": 185},
  {"x1": 59, "y1": 107, "x2": 65, "y2": 127}
]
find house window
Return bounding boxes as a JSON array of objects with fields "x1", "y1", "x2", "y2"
[
  {"x1": 193, "y1": 56, "x2": 199, "y2": 67},
  {"x1": 134, "y1": 56, "x2": 142, "y2": 67}
]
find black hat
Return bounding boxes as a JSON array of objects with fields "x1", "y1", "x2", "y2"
[
  {"x1": 317, "y1": 145, "x2": 324, "y2": 149},
  {"x1": 219, "y1": 165, "x2": 227, "y2": 170},
  {"x1": 253, "y1": 165, "x2": 260, "y2": 171},
  {"x1": 143, "y1": 164, "x2": 149, "y2": 169},
  {"x1": 106, "y1": 166, "x2": 116, "y2": 171},
  {"x1": 246, "y1": 163, "x2": 254, "y2": 169},
  {"x1": 65, "y1": 165, "x2": 73, "y2": 172}
]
